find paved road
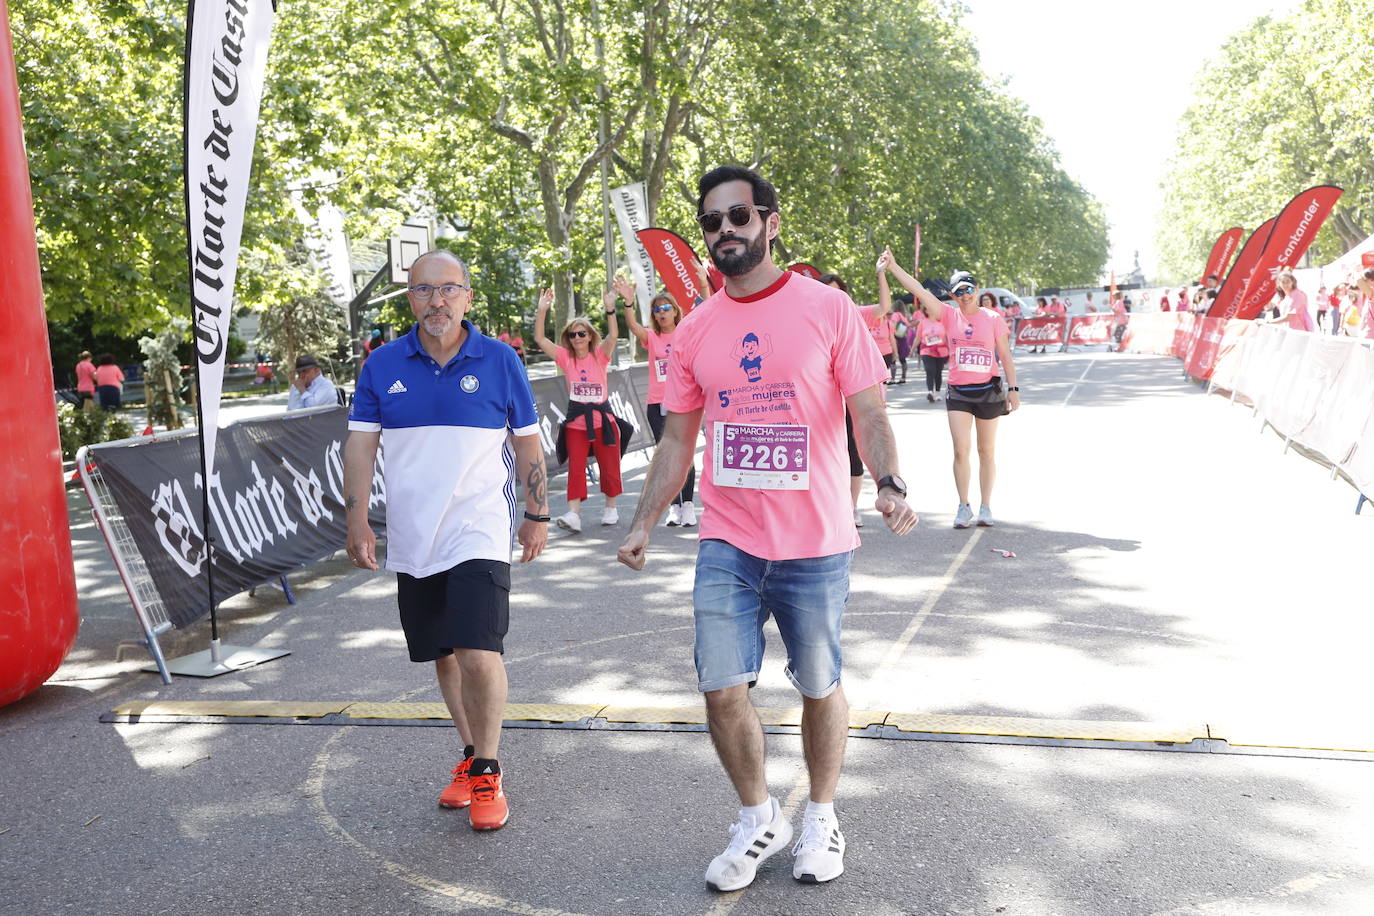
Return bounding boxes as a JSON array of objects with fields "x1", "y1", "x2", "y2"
[{"x1": 5, "y1": 351, "x2": 1372, "y2": 915}]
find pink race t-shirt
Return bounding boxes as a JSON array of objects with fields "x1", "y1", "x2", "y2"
[
  {"x1": 940, "y1": 304, "x2": 1009, "y2": 386},
  {"x1": 1282, "y1": 290, "x2": 1313, "y2": 332},
  {"x1": 93, "y1": 364, "x2": 124, "y2": 388},
  {"x1": 1047, "y1": 301, "x2": 1067, "y2": 317},
  {"x1": 916, "y1": 316, "x2": 948, "y2": 357},
  {"x1": 554, "y1": 347, "x2": 611, "y2": 428},
  {"x1": 645, "y1": 329, "x2": 675, "y2": 404},
  {"x1": 1360, "y1": 296, "x2": 1374, "y2": 339},
  {"x1": 75, "y1": 360, "x2": 96, "y2": 393},
  {"x1": 663, "y1": 272, "x2": 887, "y2": 561},
  {"x1": 858, "y1": 305, "x2": 894, "y2": 355}
]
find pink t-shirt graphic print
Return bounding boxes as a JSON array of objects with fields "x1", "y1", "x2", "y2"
[{"x1": 663, "y1": 272, "x2": 888, "y2": 561}]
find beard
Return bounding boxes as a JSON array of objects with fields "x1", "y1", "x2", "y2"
[
  {"x1": 420, "y1": 308, "x2": 454, "y2": 337},
  {"x1": 712, "y1": 231, "x2": 767, "y2": 277}
]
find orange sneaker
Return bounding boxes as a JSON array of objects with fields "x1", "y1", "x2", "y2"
[
  {"x1": 468, "y1": 770, "x2": 509, "y2": 831},
  {"x1": 438, "y1": 757, "x2": 473, "y2": 809}
]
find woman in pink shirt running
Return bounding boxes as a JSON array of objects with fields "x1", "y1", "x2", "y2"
[
  {"x1": 883, "y1": 251, "x2": 1020, "y2": 528},
  {"x1": 620, "y1": 277, "x2": 697, "y2": 527},
  {"x1": 534, "y1": 286, "x2": 623, "y2": 532}
]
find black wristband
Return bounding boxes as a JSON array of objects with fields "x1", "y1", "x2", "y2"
[
  {"x1": 523, "y1": 511, "x2": 551, "y2": 523},
  {"x1": 1008, "y1": 386, "x2": 1020, "y2": 391}
]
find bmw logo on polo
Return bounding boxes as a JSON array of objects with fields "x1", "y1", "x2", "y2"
[{"x1": 460, "y1": 375, "x2": 480, "y2": 393}]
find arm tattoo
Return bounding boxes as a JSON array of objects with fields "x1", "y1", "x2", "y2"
[
  {"x1": 525, "y1": 458, "x2": 547, "y2": 510},
  {"x1": 346, "y1": 496, "x2": 357, "y2": 511}
]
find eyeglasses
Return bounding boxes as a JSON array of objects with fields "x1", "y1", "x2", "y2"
[
  {"x1": 407, "y1": 284, "x2": 470, "y2": 301},
  {"x1": 696, "y1": 205, "x2": 769, "y2": 233},
  {"x1": 568, "y1": 330, "x2": 590, "y2": 338},
  {"x1": 652, "y1": 304, "x2": 674, "y2": 313},
  {"x1": 951, "y1": 285, "x2": 976, "y2": 297}
]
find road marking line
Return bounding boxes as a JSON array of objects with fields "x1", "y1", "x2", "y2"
[
  {"x1": 1062, "y1": 358, "x2": 1097, "y2": 406},
  {"x1": 858, "y1": 528, "x2": 984, "y2": 709}
]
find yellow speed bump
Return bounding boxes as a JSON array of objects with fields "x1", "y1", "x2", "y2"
[
  {"x1": 884, "y1": 712, "x2": 1208, "y2": 745},
  {"x1": 111, "y1": 700, "x2": 348, "y2": 718},
  {"x1": 340, "y1": 702, "x2": 603, "y2": 722},
  {"x1": 599, "y1": 705, "x2": 708, "y2": 725},
  {"x1": 342, "y1": 702, "x2": 451, "y2": 720}
]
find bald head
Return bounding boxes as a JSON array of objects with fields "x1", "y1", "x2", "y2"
[{"x1": 408, "y1": 248, "x2": 470, "y2": 287}]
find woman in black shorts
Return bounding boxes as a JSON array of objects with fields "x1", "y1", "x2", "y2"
[{"x1": 881, "y1": 251, "x2": 1019, "y2": 528}]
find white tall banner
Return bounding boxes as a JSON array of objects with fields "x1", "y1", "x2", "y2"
[
  {"x1": 609, "y1": 181, "x2": 655, "y2": 318},
  {"x1": 185, "y1": 0, "x2": 277, "y2": 479}
]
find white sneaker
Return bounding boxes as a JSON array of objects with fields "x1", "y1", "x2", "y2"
[
  {"x1": 705, "y1": 799, "x2": 793, "y2": 892},
  {"x1": 664, "y1": 504, "x2": 682, "y2": 527},
  {"x1": 977, "y1": 505, "x2": 994, "y2": 527},
  {"x1": 792, "y1": 813, "x2": 845, "y2": 884},
  {"x1": 555, "y1": 511, "x2": 581, "y2": 533},
  {"x1": 680, "y1": 501, "x2": 698, "y2": 527},
  {"x1": 601, "y1": 507, "x2": 619, "y2": 526},
  {"x1": 853, "y1": 508, "x2": 864, "y2": 528}
]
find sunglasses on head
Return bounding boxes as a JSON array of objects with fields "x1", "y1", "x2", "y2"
[
  {"x1": 696, "y1": 205, "x2": 769, "y2": 233},
  {"x1": 652, "y1": 304, "x2": 674, "y2": 313},
  {"x1": 568, "y1": 329, "x2": 590, "y2": 338}
]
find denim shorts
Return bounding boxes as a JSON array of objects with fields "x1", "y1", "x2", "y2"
[{"x1": 692, "y1": 539, "x2": 853, "y2": 699}]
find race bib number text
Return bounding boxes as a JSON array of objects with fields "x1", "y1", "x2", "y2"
[{"x1": 713, "y1": 423, "x2": 810, "y2": 491}]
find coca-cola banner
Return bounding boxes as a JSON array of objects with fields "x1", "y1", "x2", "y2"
[
  {"x1": 637, "y1": 227, "x2": 708, "y2": 315},
  {"x1": 1014, "y1": 316, "x2": 1065, "y2": 348},
  {"x1": 1066, "y1": 314, "x2": 1114, "y2": 347},
  {"x1": 1209, "y1": 217, "x2": 1276, "y2": 320},
  {"x1": 1202, "y1": 227, "x2": 1244, "y2": 286},
  {"x1": 1230, "y1": 185, "x2": 1343, "y2": 321},
  {"x1": 92, "y1": 407, "x2": 385, "y2": 629}
]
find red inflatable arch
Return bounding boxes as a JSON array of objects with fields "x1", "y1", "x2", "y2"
[{"x1": 0, "y1": 2, "x2": 80, "y2": 708}]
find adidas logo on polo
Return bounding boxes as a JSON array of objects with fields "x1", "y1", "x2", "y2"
[{"x1": 387, "y1": 380, "x2": 408, "y2": 394}]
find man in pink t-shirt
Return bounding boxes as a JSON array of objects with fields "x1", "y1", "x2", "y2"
[{"x1": 618, "y1": 166, "x2": 916, "y2": 893}]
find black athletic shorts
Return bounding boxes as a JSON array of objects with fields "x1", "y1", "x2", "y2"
[
  {"x1": 946, "y1": 378, "x2": 1010, "y2": 421},
  {"x1": 396, "y1": 559, "x2": 511, "y2": 661}
]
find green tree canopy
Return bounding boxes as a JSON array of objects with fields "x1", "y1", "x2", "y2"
[{"x1": 1157, "y1": 0, "x2": 1374, "y2": 283}]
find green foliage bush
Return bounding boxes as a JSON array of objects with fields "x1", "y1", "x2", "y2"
[{"x1": 56, "y1": 402, "x2": 136, "y2": 462}]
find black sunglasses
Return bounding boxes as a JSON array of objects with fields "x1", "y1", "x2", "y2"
[
  {"x1": 696, "y1": 205, "x2": 769, "y2": 233},
  {"x1": 568, "y1": 329, "x2": 589, "y2": 338}
]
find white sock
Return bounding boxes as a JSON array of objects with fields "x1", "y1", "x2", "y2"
[
  {"x1": 740, "y1": 798, "x2": 775, "y2": 828},
  {"x1": 805, "y1": 800, "x2": 835, "y2": 821}
]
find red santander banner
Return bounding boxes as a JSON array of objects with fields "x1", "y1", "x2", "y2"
[
  {"x1": 1231, "y1": 185, "x2": 1343, "y2": 321},
  {"x1": 636, "y1": 228, "x2": 709, "y2": 314},
  {"x1": 1208, "y1": 217, "x2": 1276, "y2": 320},
  {"x1": 1066, "y1": 314, "x2": 1113, "y2": 346},
  {"x1": 1014, "y1": 316, "x2": 1065, "y2": 348},
  {"x1": 1201, "y1": 227, "x2": 1244, "y2": 285},
  {"x1": 787, "y1": 262, "x2": 822, "y2": 280}
]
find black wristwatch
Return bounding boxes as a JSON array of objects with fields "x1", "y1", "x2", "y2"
[
  {"x1": 523, "y1": 511, "x2": 551, "y2": 523},
  {"x1": 877, "y1": 475, "x2": 908, "y2": 498},
  {"x1": 605, "y1": 310, "x2": 616, "y2": 316}
]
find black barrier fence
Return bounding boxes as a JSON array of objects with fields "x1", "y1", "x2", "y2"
[
  {"x1": 92, "y1": 406, "x2": 386, "y2": 627},
  {"x1": 86, "y1": 365, "x2": 658, "y2": 630}
]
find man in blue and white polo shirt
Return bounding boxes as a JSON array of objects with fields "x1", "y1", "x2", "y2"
[{"x1": 343, "y1": 249, "x2": 549, "y2": 832}]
